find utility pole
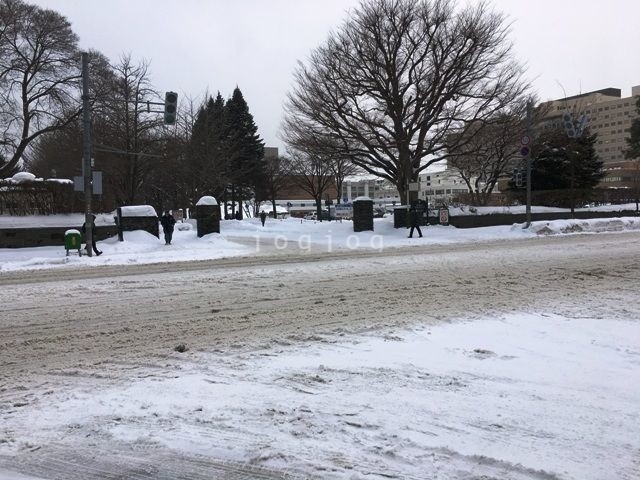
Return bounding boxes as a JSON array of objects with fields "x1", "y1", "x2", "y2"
[
  {"x1": 562, "y1": 110, "x2": 588, "y2": 218},
  {"x1": 82, "y1": 52, "x2": 93, "y2": 256},
  {"x1": 524, "y1": 100, "x2": 533, "y2": 228}
]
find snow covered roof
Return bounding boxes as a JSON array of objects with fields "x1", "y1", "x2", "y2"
[
  {"x1": 119, "y1": 205, "x2": 158, "y2": 217},
  {"x1": 259, "y1": 204, "x2": 288, "y2": 213},
  {"x1": 196, "y1": 196, "x2": 218, "y2": 206},
  {"x1": 353, "y1": 196, "x2": 373, "y2": 202},
  {"x1": 3, "y1": 173, "x2": 74, "y2": 185},
  {"x1": 45, "y1": 178, "x2": 74, "y2": 185},
  {"x1": 8, "y1": 172, "x2": 38, "y2": 183}
]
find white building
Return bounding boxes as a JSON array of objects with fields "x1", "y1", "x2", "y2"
[
  {"x1": 419, "y1": 169, "x2": 475, "y2": 205},
  {"x1": 342, "y1": 168, "x2": 477, "y2": 207}
]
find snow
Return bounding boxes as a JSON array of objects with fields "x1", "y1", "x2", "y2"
[
  {"x1": 118, "y1": 205, "x2": 157, "y2": 217},
  {"x1": 195, "y1": 195, "x2": 218, "y2": 206},
  {"x1": 1, "y1": 213, "x2": 640, "y2": 273},
  {"x1": 448, "y1": 203, "x2": 638, "y2": 216},
  {"x1": 1, "y1": 211, "x2": 639, "y2": 478},
  {"x1": 44, "y1": 178, "x2": 73, "y2": 185},
  {"x1": 9, "y1": 172, "x2": 37, "y2": 183},
  {"x1": 3, "y1": 313, "x2": 638, "y2": 479},
  {"x1": 353, "y1": 195, "x2": 373, "y2": 202},
  {"x1": 259, "y1": 203, "x2": 288, "y2": 214}
]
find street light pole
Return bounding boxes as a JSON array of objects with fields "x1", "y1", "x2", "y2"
[
  {"x1": 81, "y1": 52, "x2": 93, "y2": 256},
  {"x1": 524, "y1": 100, "x2": 533, "y2": 228}
]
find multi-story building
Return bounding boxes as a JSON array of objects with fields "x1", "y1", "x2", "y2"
[
  {"x1": 341, "y1": 169, "x2": 478, "y2": 208},
  {"x1": 539, "y1": 86, "x2": 640, "y2": 199},
  {"x1": 419, "y1": 169, "x2": 476, "y2": 205},
  {"x1": 540, "y1": 86, "x2": 640, "y2": 165},
  {"x1": 341, "y1": 177, "x2": 400, "y2": 206}
]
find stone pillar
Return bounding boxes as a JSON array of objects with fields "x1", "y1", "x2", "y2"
[
  {"x1": 393, "y1": 206, "x2": 409, "y2": 228},
  {"x1": 118, "y1": 205, "x2": 159, "y2": 238},
  {"x1": 196, "y1": 196, "x2": 221, "y2": 237},
  {"x1": 353, "y1": 196, "x2": 374, "y2": 232}
]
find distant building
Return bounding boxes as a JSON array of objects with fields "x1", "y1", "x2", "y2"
[
  {"x1": 419, "y1": 169, "x2": 477, "y2": 205},
  {"x1": 539, "y1": 85, "x2": 640, "y2": 194},
  {"x1": 264, "y1": 146, "x2": 278, "y2": 159},
  {"x1": 341, "y1": 169, "x2": 480, "y2": 207},
  {"x1": 539, "y1": 85, "x2": 640, "y2": 165},
  {"x1": 341, "y1": 178, "x2": 400, "y2": 206}
]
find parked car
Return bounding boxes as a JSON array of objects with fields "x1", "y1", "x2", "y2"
[{"x1": 304, "y1": 210, "x2": 331, "y2": 220}]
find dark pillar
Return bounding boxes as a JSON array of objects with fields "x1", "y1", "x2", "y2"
[
  {"x1": 353, "y1": 197, "x2": 374, "y2": 232},
  {"x1": 196, "y1": 196, "x2": 221, "y2": 237}
]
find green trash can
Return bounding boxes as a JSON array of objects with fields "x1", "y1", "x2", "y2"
[{"x1": 64, "y1": 229, "x2": 83, "y2": 256}]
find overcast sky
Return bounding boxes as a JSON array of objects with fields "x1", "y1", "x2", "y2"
[{"x1": 30, "y1": 0, "x2": 640, "y2": 151}]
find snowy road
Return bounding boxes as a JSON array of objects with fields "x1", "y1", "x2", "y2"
[{"x1": 1, "y1": 232, "x2": 639, "y2": 479}]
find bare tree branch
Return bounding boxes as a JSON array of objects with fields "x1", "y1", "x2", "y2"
[
  {"x1": 282, "y1": 0, "x2": 530, "y2": 204},
  {"x1": 0, "y1": 0, "x2": 82, "y2": 176}
]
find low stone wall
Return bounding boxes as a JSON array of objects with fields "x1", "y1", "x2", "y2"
[
  {"x1": 446, "y1": 210, "x2": 638, "y2": 229},
  {"x1": 118, "y1": 216, "x2": 159, "y2": 238},
  {"x1": 0, "y1": 225, "x2": 118, "y2": 248}
]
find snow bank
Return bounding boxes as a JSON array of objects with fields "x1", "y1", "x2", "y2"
[{"x1": 119, "y1": 205, "x2": 157, "y2": 217}]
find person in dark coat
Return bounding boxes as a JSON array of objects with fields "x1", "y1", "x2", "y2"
[
  {"x1": 160, "y1": 210, "x2": 176, "y2": 245},
  {"x1": 408, "y1": 204, "x2": 423, "y2": 238},
  {"x1": 259, "y1": 210, "x2": 267, "y2": 226},
  {"x1": 82, "y1": 214, "x2": 102, "y2": 255}
]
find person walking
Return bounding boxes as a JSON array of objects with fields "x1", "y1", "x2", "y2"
[
  {"x1": 408, "y1": 203, "x2": 423, "y2": 238},
  {"x1": 160, "y1": 210, "x2": 176, "y2": 245},
  {"x1": 259, "y1": 210, "x2": 267, "y2": 227},
  {"x1": 82, "y1": 214, "x2": 102, "y2": 255}
]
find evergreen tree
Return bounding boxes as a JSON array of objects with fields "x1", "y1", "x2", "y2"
[
  {"x1": 529, "y1": 127, "x2": 604, "y2": 210},
  {"x1": 223, "y1": 87, "x2": 265, "y2": 218},
  {"x1": 623, "y1": 96, "x2": 640, "y2": 211},
  {"x1": 624, "y1": 97, "x2": 640, "y2": 160},
  {"x1": 188, "y1": 93, "x2": 227, "y2": 200}
]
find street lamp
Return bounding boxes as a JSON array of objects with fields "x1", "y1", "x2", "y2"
[{"x1": 562, "y1": 110, "x2": 589, "y2": 217}]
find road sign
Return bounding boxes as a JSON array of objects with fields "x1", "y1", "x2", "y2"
[
  {"x1": 520, "y1": 146, "x2": 530, "y2": 157},
  {"x1": 73, "y1": 171, "x2": 102, "y2": 194},
  {"x1": 521, "y1": 135, "x2": 531, "y2": 146}
]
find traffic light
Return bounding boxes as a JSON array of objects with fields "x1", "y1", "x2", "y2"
[
  {"x1": 164, "y1": 91, "x2": 178, "y2": 125},
  {"x1": 577, "y1": 114, "x2": 588, "y2": 136},
  {"x1": 515, "y1": 172, "x2": 523, "y2": 187},
  {"x1": 562, "y1": 112, "x2": 576, "y2": 138}
]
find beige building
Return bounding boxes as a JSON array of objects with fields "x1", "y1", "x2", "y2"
[{"x1": 540, "y1": 85, "x2": 640, "y2": 165}]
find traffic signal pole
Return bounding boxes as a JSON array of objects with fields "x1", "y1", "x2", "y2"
[
  {"x1": 81, "y1": 52, "x2": 94, "y2": 256},
  {"x1": 524, "y1": 100, "x2": 533, "y2": 229}
]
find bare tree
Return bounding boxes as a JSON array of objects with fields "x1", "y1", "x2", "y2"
[
  {"x1": 262, "y1": 153, "x2": 293, "y2": 216},
  {"x1": 448, "y1": 102, "x2": 530, "y2": 205},
  {"x1": 100, "y1": 54, "x2": 164, "y2": 205},
  {"x1": 26, "y1": 51, "x2": 114, "y2": 180},
  {"x1": 0, "y1": 0, "x2": 82, "y2": 176},
  {"x1": 283, "y1": 0, "x2": 529, "y2": 205},
  {"x1": 281, "y1": 125, "x2": 359, "y2": 205},
  {"x1": 287, "y1": 150, "x2": 335, "y2": 220}
]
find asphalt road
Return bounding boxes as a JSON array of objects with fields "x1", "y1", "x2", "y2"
[{"x1": 1, "y1": 232, "x2": 639, "y2": 479}]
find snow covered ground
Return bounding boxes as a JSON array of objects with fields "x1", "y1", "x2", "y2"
[
  {"x1": 1, "y1": 211, "x2": 639, "y2": 479},
  {"x1": 1, "y1": 209, "x2": 639, "y2": 273}
]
